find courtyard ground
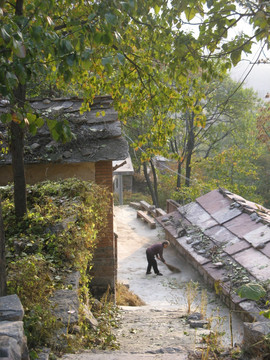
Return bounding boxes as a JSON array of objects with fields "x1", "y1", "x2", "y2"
[
  {"x1": 62, "y1": 205, "x2": 245, "y2": 359},
  {"x1": 114, "y1": 205, "x2": 244, "y2": 349}
]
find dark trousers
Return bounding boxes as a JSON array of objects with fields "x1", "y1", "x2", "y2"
[{"x1": 146, "y1": 250, "x2": 159, "y2": 274}]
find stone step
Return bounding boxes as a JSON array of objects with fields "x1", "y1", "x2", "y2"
[{"x1": 62, "y1": 351, "x2": 189, "y2": 359}]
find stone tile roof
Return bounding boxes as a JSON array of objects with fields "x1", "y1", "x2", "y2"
[
  {"x1": 157, "y1": 188, "x2": 270, "y2": 321},
  {"x1": 0, "y1": 96, "x2": 128, "y2": 164}
]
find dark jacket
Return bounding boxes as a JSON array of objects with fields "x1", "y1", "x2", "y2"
[{"x1": 146, "y1": 243, "x2": 165, "y2": 262}]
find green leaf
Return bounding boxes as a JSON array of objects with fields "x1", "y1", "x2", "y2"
[
  {"x1": 26, "y1": 113, "x2": 44, "y2": 133},
  {"x1": 59, "y1": 39, "x2": 73, "y2": 54},
  {"x1": 51, "y1": 128, "x2": 60, "y2": 142},
  {"x1": 102, "y1": 56, "x2": 113, "y2": 66},
  {"x1": 237, "y1": 283, "x2": 266, "y2": 301},
  {"x1": 105, "y1": 13, "x2": 117, "y2": 26},
  {"x1": 260, "y1": 309, "x2": 270, "y2": 319},
  {"x1": 36, "y1": 117, "x2": 44, "y2": 128},
  {"x1": 154, "y1": 5, "x2": 160, "y2": 15},
  {"x1": 81, "y1": 48, "x2": 93, "y2": 61},
  {"x1": 13, "y1": 38, "x2": 26, "y2": 58},
  {"x1": 6, "y1": 71, "x2": 18, "y2": 86},
  {"x1": 46, "y1": 118, "x2": 57, "y2": 132},
  {"x1": 1, "y1": 27, "x2": 11, "y2": 42},
  {"x1": 0, "y1": 113, "x2": 12, "y2": 124},
  {"x1": 14, "y1": 63, "x2": 26, "y2": 84},
  {"x1": 26, "y1": 112, "x2": 37, "y2": 123},
  {"x1": 31, "y1": 26, "x2": 42, "y2": 41},
  {"x1": 230, "y1": 49, "x2": 242, "y2": 66},
  {"x1": 29, "y1": 123, "x2": 38, "y2": 135},
  {"x1": 185, "y1": 7, "x2": 197, "y2": 21},
  {"x1": 88, "y1": 13, "x2": 96, "y2": 22},
  {"x1": 93, "y1": 32, "x2": 102, "y2": 44},
  {"x1": 66, "y1": 54, "x2": 76, "y2": 66},
  {"x1": 117, "y1": 53, "x2": 125, "y2": 65},
  {"x1": 101, "y1": 32, "x2": 113, "y2": 45}
]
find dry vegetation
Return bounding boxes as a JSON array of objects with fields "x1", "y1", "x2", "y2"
[{"x1": 116, "y1": 282, "x2": 145, "y2": 306}]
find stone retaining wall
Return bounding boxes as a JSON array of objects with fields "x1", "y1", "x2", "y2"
[{"x1": 0, "y1": 294, "x2": 29, "y2": 360}]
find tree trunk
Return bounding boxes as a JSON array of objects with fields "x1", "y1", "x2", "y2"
[
  {"x1": 0, "y1": 199, "x2": 7, "y2": 297},
  {"x1": 149, "y1": 159, "x2": 159, "y2": 207},
  {"x1": 176, "y1": 160, "x2": 182, "y2": 188},
  {"x1": 15, "y1": 0, "x2": 24, "y2": 15},
  {"x1": 143, "y1": 162, "x2": 158, "y2": 206},
  {"x1": 185, "y1": 113, "x2": 195, "y2": 187},
  {"x1": 11, "y1": 83, "x2": 27, "y2": 219}
]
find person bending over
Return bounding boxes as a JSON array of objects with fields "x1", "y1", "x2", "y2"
[{"x1": 146, "y1": 241, "x2": 169, "y2": 276}]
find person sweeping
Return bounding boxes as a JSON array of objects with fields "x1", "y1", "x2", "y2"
[{"x1": 146, "y1": 241, "x2": 170, "y2": 276}]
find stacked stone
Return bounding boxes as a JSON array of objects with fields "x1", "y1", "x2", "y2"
[{"x1": 0, "y1": 294, "x2": 29, "y2": 360}]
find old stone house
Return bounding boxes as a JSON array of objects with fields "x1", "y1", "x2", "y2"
[{"x1": 0, "y1": 95, "x2": 129, "y2": 296}]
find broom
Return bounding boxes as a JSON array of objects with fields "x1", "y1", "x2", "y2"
[
  {"x1": 157, "y1": 258, "x2": 181, "y2": 273},
  {"x1": 165, "y1": 262, "x2": 181, "y2": 273}
]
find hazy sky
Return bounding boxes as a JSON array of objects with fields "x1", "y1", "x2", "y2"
[
  {"x1": 230, "y1": 45, "x2": 270, "y2": 100},
  {"x1": 182, "y1": 11, "x2": 270, "y2": 101},
  {"x1": 227, "y1": 14, "x2": 270, "y2": 101}
]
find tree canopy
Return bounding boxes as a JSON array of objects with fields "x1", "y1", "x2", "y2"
[
  {"x1": 0, "y1": 0, "x2": 269, "y2": 216},
  {"x1": 1, "y1": 0, "x2": 269, "y2": 117}
]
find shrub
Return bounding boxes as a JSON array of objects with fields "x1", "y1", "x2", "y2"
[{"x1": 2, "y1": 179, "x2": 112, "y2": 357}]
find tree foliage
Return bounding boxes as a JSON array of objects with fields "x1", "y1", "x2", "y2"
[
  {"x1": 1, "y1": 0, "x2": 268, "y2": 134},
  {"x1": 257, "y1": 103, "x2": 270, "y2": 150},
  {"x1": 0, "y1": 0, "x2": 269, "y2": 217}
]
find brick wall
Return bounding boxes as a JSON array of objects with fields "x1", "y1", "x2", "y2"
[{"x1": 91, "y1": 161, "x2": 116, "y2": 298}]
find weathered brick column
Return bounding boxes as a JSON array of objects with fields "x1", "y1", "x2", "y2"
[{"x1": 92, "y1": 160, "x2": 116, "y2": 298}]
